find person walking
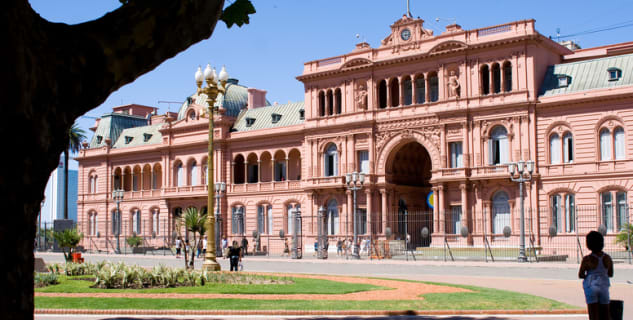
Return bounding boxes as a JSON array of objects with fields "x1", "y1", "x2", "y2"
[
  {"x1": 336, "y1": 238, "x2": 343, "y2": 256},
  {"x1": 175, "y1": 237, "x2": 182, "y2": 258},
  {"x1": 282, "y1": 238, "x2": 290, "y2": 257},
  {"x1": 228, "y1": 240, "x2": 242, "y2": 272},
  {"x1": 202, "y1": 238, "x2": 207, "y2": 257},
  {"x1": 221, "y1": 236, "x2": 228, "y2": 259},
  {"x1": 241, "y1": 237, "x2": 249, "y2": 256},
  {"x1": 578, "y1": 231, "x2": 614, "y2": 320}
]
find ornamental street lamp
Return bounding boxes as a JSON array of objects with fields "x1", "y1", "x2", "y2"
[
  {"x1": 214, "y1": 182, "x2": 226, "y2": 259},
  {"x1": 508, "y1": 159, "x2": 534, "y2": 263},
  {"x1": 195, "y1": 63, "x2": 229, "y2": 272},
  {"x1": 111, "y1": 189, "x2": 124, "y2": 254},
  {"x1": 317, "y1": 206, "x2": 327, "y2": 259},
  {"x1": 346, "y1": 171, "x2": 365, "y2": 259}
]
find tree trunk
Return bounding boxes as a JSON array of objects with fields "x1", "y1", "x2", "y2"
[{"x1": 0, "y1": 1, "x2": 226, "y2": 318}]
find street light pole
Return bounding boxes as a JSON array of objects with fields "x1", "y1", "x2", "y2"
[
  {"x1": 195, "y1": 63, "x2": 229, "y2": 272},
  {"x1": 346, "y1": 172, "x2": 365, "y2": 259},
  {"x1": 317, "y1": 206, "x2": 327, "y2": 259},
  {"x1": 112, "y1": 189, "x2": 124, "y2": 254},
  {"x1": 508, "y1": 159, "x2": 534, "y2": 263},
  {"x1": 215, "y1": 182, "x2": 226, "y2": 259}
]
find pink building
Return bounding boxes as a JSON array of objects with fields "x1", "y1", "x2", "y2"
[{"x1": 77, "y1": 16, "x2": 633, "y2": 260}]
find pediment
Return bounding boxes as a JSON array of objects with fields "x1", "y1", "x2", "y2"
[
  {"x1": 428, "y1": 40, "x2": 468, "y2": 55},
  {"x1": 340, "y1": 58, "x2": 373, "y2": 70}
]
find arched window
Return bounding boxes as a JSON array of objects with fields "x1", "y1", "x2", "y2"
[
  {"x1": 551, "y1": 193, "x2": 575, "y2": 233},
  {"x1": 415, "y1": 75, "x2": 425, "y2": 104},
  {"x1": 231, "y1": 206, "x2": 244, "y2": 235},
  {"x1": 132, "y1": 209, "x2": 141, "y2": 235},
  {"x1": 233, "y1": 155, "x2": 245, "y2": 184},
  {"x1": 390, "y1": 78, "x2": 399, "y2": 107},
  {"x1": 132, "y1": 166, "x2": 141, "y2": 191},
  {"x1": 286, "y1": 204, "x2": 294, "y2": 235},
  {"x1": 492, "y1": 63, "x2": 501, "y2": 94},
  {"x1": 257, "y1": 204, "x2": 268, "y2": 235},
  {"x1": 403, "y1": 76, "x2": 412, "y2": 105},
  {"x1": 600, "y1": 128, "x2": 612, "y2": 160},
  {"x1": 549, "y1": 134, "x2": 561, "y2": 164},
  {"x1": 492, "y1": 191, "x2": 510, "y2": 234},
  {"x1": 602, "y1": 190, "x2": 628, "y2": 232},
  {"x1": 318, "y1": 91, "x2": 325, "y2": 117},
  {"x1": 327, "y1": 90, "x2": 334, "y2": 115},
  {"x1": 563, "y1": 132, "x2": 574, "y2": 163},
  {"x1": 113, "y1": 168, "x2": 122, "y2": 190},
  {"x1": 190, "y1": 160, "x2": 198, "y2": 186},
  {"x1": 89, "y1": 212, "x2": 98, "y2": 236},
  {"x1": 503, "y1": 61, "x2": 512, "y2": 92},
  {"x1": 428, "y1": 72, "x2": 439, "y2": 102},
  {"x1": 175, "y1": 162, "x2": 184, "y2": 187},
  {"x1": 614, "y1": 127, "x2": 625, "y2": 160},
  {"x1": 202, "y1": 160, "x2": 208, "y2": 185},
  {"x1": 326, "y1": 199, "x2": 339, "y2": 235},
  {"x1": 152, "y1": 164, "x2": 162, "y2": 189},
  {"x1": 324, "y1": 144, "x2": 338, "y2": 177},
  {"x1": 480, "y1": 65, "x2": 490, "y2": 95},
  {"x1": 490, "y1": 126, "x2": 509, "y2": 165},
  {"x1": 378, "y1": 80, "x2": 387, "y2": 109},
  {"x1": 335, "y1": 88, "x2": 342, "y2": 114}
]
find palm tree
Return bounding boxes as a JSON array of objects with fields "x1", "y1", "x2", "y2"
[
  {"x1": 64, "y1": 124, "x2": 86, "y2": 220},
  {"x1": 182, "y1": 207, "x2": 207, "y2": 269}
]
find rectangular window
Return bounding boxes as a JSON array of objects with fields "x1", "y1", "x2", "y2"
[
  {"x1": 615, "y1": 128, "x2": 625, "y2": 160},
  {"x1": 563, "y1": 133, "x2": 574, "y2": 163},
  {"x1": 153, "y1": 211, "x2": 159, "y2": 235},
  {"x1": 257, "y1": 205, "x2": 266, "y2": 235},
  {"x1": 616, "y1": 192, "x2": 627, "y2": 231},
  {"x1": 231, "y1": 207, "x2": 244, "y2": 235},
  {"x1": 267, "y1": 206, "x2": 273, "y2": 235},
  {"x1": 275, "y1": 162, "x2": 286, "y2": 181},
  {"x1": 326, "y1": 155, "x2": 335, "y2": 176},
  {"x1": 247, "y1": 164, "x2": 258, "y2": 183},
  {"x1": 287, "y1": 205, "x2": 294, "y2": 235},
  {"x1": 357, "y1": 209, "x2": 367, "y2": 235},
  {"x1": 565, "y1": 194, "x2": 575, "y2": 233},
  {"x1": 551, "y1": 195, "x2": 562, "y2": 232},
  {"x1": 449, "y1": 206, "x2": 462, "y2": 234},
  {"x1": 449, "y1": 142, "x2": 463, "y2": 168},
  {"x1": 358, "y1": 151, "x2": 369, "y2": 174},
  {"x1": 600, "y1": 130, "x2": 612, "y2": 161},
  {"x1": 602, "y1": 192, "x2": 613, "y2": 232}
]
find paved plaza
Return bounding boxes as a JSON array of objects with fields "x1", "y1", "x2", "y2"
[{"x1": 35, "y1": 252, "x2": 633, "y2": 320}]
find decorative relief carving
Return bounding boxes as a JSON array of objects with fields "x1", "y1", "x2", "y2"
[
  {"x1": 447, "y1": 70, "x2": 461, "y2": 98},
  {"x1": 377, "y1": 115, "x2": 438, "y2": 131},
  {"x1": 355, "y1": 79, "x2": 368, "y2": 110}
]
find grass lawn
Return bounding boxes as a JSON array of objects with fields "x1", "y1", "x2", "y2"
[
  {"x1": 35, "y1": 278, "x2": 578, "y2": 311},
  {"x1": 36, "y1": 275, "x2": 385, "y2": 295}
]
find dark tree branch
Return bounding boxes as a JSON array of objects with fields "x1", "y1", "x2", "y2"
[{"x1": 0, "y1": 0, "x2": 253, "y2": 318}]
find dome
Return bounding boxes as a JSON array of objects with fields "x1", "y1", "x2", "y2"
[{"x1": 177, "y1": 79, "x2": 267, "y2": 119}]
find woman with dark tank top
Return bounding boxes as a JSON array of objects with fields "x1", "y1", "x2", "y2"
[
  {"x1": 228, "y1": 240, "x2": 242, "y2": 272},
  {"x1": 578, "y1": 231, "x2": 613, "y2": 320}
]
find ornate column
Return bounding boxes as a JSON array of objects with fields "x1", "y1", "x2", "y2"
[
  {"x1": 398, "y1": 76, "x2": 404, "y2": 106},
  {"x1": 500, "y1": 64, "x2": 506, "y2": 92},
  {"x1": 386, "y1": 78, "x2": 392, "y2": 108},
  {"x1": 411, "y1": 74, "x2": 417, "y2": 104},
  {"x1": 460, "y1": 183, "x2": 473, "y2": 245},
  {"x1": 438, "y1": 184, "x2": 445, "y2": 234},
  {"x1": 463, "y1": 121, "x2": 470, "y2": 168},
  {"x1": 230, "y1": 161, "x2": 235, "y2": 185},
  {"x1": 365, "y1": 188, "x2": 373, "y2": 235},
  {"x1": 257, "y1": 160, "x2": 261, "y2": 183},
  {"x1": 440, "y1": 124, "x2": 447, "y2": 168},
  {"x1": 380, "y1": 188, "x2": 387, "y2": 235},
  {"x1": 432, "y1": 186, "x2": 439, "y2": 233},
  {"x1": 243, "y1": 160, "x2": 248, "y2": 183},
  {"x1": 346, "y1": 190, "x2": 353, "y2": 236},
  {"x1": 489, "y1": 66, "x2": 494, "y2": 94},
  {"x1": 285, "y1": 157, "x2": 289, "y2": 181},
  {"x1": 424, "y1": 72, "x2": 430, "y2": 102}
]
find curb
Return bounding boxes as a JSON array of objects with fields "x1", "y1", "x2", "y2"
[{"x1": 35, "y1": 308, "x2": 587, "y2": 316}]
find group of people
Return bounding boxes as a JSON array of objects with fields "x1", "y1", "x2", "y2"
[{"x1": 174, "y1": 236, "x2": 208, "y2": 259}]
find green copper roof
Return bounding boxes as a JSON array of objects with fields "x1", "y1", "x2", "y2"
[
  {"x1": 232, "y1": 101, "x2": 305, "y2": 132},
  {"x1": 540, "y1": 53, "x2": 633, "y2": 96},
  {"x1": 111, "y1": 123, "x2": 164, "y2": 149},
  {"x1": 89, "y1": 113, "x2": 149, "y2": 148},
  {"x1": 177, "y1": 81, "x2": 270, "y2": 119}
]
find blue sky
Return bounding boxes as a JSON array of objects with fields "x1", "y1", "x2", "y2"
[{"x1": 29, "y1": 0, "x2": 633, "y2": 152}]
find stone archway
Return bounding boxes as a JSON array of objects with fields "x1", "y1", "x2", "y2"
[{"x1": 382, "y1": 138, "x2": 435, "y2": 248}]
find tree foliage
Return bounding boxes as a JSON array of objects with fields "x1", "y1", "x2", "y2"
[
  {"x1": 52, "y1": 228, "x2": 83, "y2": 262},
  {"x1": 183, "y1": 207, "x2": 207, "y2": 268},
  {"x1": 615, "y1": 223, "x2": 633, "y2": 250}
]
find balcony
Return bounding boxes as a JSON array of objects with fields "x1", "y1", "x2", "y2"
[
  {"x1": 228, "y1": 180, "x2": 303, "y2": 193},
  {"x1": 470, "y1": 164, "x2": 509, "y2": 180}
]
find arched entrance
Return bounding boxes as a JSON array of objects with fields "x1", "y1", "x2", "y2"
[{"x1": 386, "y1": 141, "x2": 433, "y2": 248}]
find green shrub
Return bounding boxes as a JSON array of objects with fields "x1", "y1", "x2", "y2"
[
  {"x1": 615, "y1": 223, "x2": 633, "y2": 250},
  {"x1": 34, "y1": 272, "x2": 59, "y2": 287},
  {"x1": 125, "y1": 235, "x2": 143, "y2": 248},
  {"x1": 52, "y1": 228, "x2": 83, "y2": 261}
]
